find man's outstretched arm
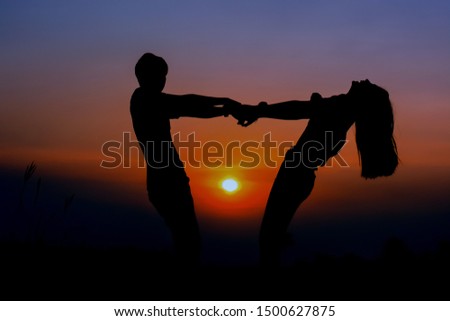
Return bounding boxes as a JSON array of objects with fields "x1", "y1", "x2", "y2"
[{"x1": 165, "y1": 94, "x2": 240, "y2": 118}]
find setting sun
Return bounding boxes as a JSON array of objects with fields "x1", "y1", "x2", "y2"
[{"x1": 221, "y1": 178, "x2": 239, "y2": 193}]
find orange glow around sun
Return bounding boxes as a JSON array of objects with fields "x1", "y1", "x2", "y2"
[{"x1": 187, "y1": 166, "x2": 275, "y2": 219}]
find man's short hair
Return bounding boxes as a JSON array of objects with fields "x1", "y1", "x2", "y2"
[{"x1": 135, "y1": 53, "x2": 168, "y2": 85}]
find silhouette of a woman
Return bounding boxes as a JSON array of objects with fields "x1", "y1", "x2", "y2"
[{"x1": 234, "y1": 80, "x2": 399, "y2": 267}]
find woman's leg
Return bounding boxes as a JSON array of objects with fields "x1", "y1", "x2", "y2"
[{"x1": 259, "y1": 161, "x2": 316, "y2": 267}]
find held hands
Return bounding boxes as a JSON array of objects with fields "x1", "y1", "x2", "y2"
[
  {"x1": 224, "y1": 102, "x2": 267, "y2": 127},
  {"x1": 233, "y1": 105, "x2": 258, "y2": 127}
]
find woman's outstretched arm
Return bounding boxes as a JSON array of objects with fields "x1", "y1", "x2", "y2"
[
  {"x1": 257, "y1": 100, "x2": 315, "y2": 120},
  {"x1": 231, "y1": 99, "x2": 317, "y2": 126}
]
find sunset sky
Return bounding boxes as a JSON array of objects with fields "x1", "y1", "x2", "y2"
[{"x1": 1, "y1": 1, "x2": 449, "y2": 264}]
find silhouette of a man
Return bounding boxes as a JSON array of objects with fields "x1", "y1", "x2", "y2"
[{"x1": 130, "y1": 53, "x2": 238, "y2": 264}]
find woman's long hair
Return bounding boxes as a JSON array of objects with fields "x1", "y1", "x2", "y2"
[{"x1": 354, "y1": 81, "x2": 399, "y2": 179}]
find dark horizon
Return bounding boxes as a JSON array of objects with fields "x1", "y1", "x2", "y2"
[{"x1": 1, "y1": 164, "x2": 449, "y2": 267}]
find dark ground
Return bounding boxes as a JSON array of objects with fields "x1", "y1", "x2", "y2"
[{"x1": 2, "y1": 238, "x2": 449, "y2": 301}]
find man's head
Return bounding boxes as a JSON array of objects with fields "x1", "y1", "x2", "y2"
[{"x1": 135, "y1": 53, "x2": 168, "y2": 92}]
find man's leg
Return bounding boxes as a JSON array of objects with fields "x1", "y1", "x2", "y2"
[{"x1": 149, "y1": 181, "x2": 201, "y2": 266}]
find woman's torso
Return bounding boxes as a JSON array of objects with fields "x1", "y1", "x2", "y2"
[{"x1": 292, "y1": 94, "x2": 355, "y2": 168}]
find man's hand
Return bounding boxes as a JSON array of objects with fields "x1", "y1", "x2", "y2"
[
  {"x1": 222, "y1": 99, "x2": 241, "y2": 117},
  {"x1": 230, "y1": 104, "x2": 260, "y2": 127}
]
